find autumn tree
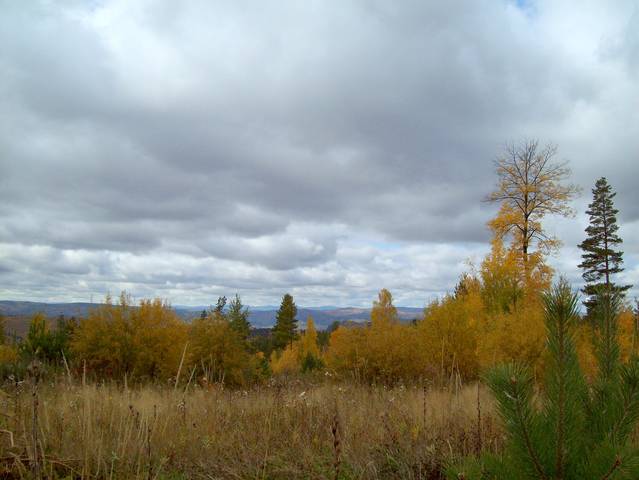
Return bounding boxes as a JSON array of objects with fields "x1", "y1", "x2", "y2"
[
  {"x1": 578, "y1": 177, "x2": 631, "y2": 315},
  {"x1": 325, "y1": 289, "x2": 425, "y2": 383},
  {"x1": 189, "y1": 311, "x2": 260, "y2": 386},
  {"x1": 370, "y1": 288, "x2": 398, "y2": 327},
  {"x1": 227, "y1": 294, "x2": 251, "y2": 340},
  {"x1": 487, "y1": 140, "x2": 579, "y2": 269},
  {"x1": 318, "y1": 320, "x2": 340, "y2": 349},
  {"x1": 272, "y1": 293, "x2": 298, "y2": 350},
  {"x1": 420, "y1": 287, "x2": 482, "y2": 380},
  {"x1": 299, "y1": 315, "x2": 323, "y2": 372},
  {"x1": 480, "y1": 238, "x2": 523, "y2": 313},
  {"x1": 0, "y1": 312, "x2": 5, "y2": 345},
  {"x1": 71, "y1": 293, "x2": 187, "y2": 380},
  {"x1": 271, "y1": 315, "x2": 323, "y2": 374}
]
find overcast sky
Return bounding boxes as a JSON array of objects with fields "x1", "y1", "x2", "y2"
[{"x1": 1, "y1": 0, "x2": 638, "y2": 307}]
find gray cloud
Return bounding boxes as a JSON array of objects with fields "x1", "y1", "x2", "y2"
[{"x1": 1, "y1": 0, "x2": 638, "y2": 306}]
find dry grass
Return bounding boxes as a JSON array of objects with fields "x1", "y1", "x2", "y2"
[{"x1": 0, "y1": 378, "x2": 503, "y2": 479}]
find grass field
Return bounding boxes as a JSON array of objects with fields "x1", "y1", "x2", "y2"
[{"x1": 0, "y1": 378, "x2": 502, "y2": 479}]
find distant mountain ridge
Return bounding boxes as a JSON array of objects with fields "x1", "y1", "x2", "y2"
[{"x1": 0, "y1": 300, "x2": 424, "y2": 329}]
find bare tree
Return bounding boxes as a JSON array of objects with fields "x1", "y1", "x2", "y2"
[{"x1": 487, "y1": 140, "x2": 580, "y2": 265}]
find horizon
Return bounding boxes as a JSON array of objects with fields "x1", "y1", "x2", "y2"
[
  {"x1": 0, "y1": 298, "x2": 427, "y2": 311},
  {"x1": 1, "y1": 1, "x2": 637, "y2": 305}
]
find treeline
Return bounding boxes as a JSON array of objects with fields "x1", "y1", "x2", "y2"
[{"x1": 1, "y1": 141, "x2": 637, "y2": 386}]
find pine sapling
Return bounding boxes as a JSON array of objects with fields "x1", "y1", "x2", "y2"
[{"x1": 447, "y1": 280, "x2": 639, "y2": 479}]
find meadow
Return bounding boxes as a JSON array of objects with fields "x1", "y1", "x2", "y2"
[{"x1": 0, "y1": 376, "x2": 499, "y2": 480}]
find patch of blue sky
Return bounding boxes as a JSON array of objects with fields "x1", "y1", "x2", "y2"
[{"x1": 512, "y1": 0, "x2": 537, "y2": 17}]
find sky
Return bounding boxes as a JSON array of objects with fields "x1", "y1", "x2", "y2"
[{"x1": 1, "y1": 0, "x2": 638, "y2": 308}]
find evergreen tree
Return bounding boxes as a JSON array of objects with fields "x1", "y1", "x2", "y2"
[
  {"x1": 578, "y1": 177, "x2": 631, "y2": 315},
  {"x1": 448, "y1": 281, "x2": 639, "y2": 479},
  {"x1": 227, "y1": 294, "x2": 251, "y2": 340},
  {"x1": 21, "y1": 313, "x2": 57, "y2": 361},
  {"x1": 53, "y1": 315, "x2": 77, "y2": 361},
  {"x1": 272, "y1": 293, "x2": 298, "y2": 350},
  {"x1": 214, "y1": 296, "x2": 227, "y2": 318}
]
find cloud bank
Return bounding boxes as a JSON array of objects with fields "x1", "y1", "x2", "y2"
[{"x1": 1, "y1": 0, "x2": 638, "y2": 306}]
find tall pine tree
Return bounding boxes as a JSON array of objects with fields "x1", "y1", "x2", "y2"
[
  {"x1": 578, "y1": 177, "x2": 630, "y2": 315},
  {"x1": 272, "y1": 293, "x2": 298, "y2": 350}
]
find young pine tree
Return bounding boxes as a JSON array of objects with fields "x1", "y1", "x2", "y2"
[
  {"x1": 227, "y1": 294, "x2": 251, "y2": 340},
  {"x1": 579, "y1": 177, "x2": 631, "y2": 316},
  {"x1": 448, "y1": 280, "x2": 639, "y2": 479},
  {"x1": 272, "y1": 293, "x2": 298, "y2": 350}
]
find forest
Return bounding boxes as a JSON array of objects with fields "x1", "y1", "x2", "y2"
[{"x1": 1, "y1": 141, "x2": 638, "y2": 479}]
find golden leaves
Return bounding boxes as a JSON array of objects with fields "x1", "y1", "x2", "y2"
[{"x1": 487, "y1": 140, "x2": 580, "y2": 261}]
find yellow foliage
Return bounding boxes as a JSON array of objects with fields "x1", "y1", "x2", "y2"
[
  {"x1": 0, "y1": 344, "x2": 18, "y2": 364},
  {"x1": 418, "y1": 234, "x2": 551, "y2": 381},
  {"x1": 71, "y1": 293, "x2": 187, "y2": 380},
  {"x1": 189, "y1": 313, "x2": 260, "y2": 386},
  {"x1": 480, "y1": 237, "x2": 523, "y2": 313},
  {"x1": 326, "y1": 290, "x2": 424, "y2": 383},
  {"x1": 419, "y1": 285, "x2": 482, "y2": 380},
  {"x1": 365, "y1": 317, "x2": 424, "y2": 381},
  {"x1": 324, "y1": 325, "x2": 367, "y2": 377},
  {"x1": 299, "y1": 316, "x2": 320, "y2": 360},
  {"x1": 575, "y1": 323, "x2": 597, "y2": 380},
  {"x1": 618, "y1": 307, "x2": 639, "y2": 361},
  {"x1": 271, "y1": 316, "x2": 323, "y2": 375},
  {"x1": 577, "y1": 307, "x2": 639, "y2": 380},
  {"x1": 270, "y1": 345, "x2": 299, "y2": 375},
  {"x1": 480, "y1": 237, "x2": 552, "y2": 313},
  {"x1": 371, "y1": 288, "x2": 398, "y2": 327},
  {"x1": 487, "y1": 141, "x2": 579, "y2": 263},
  {"x1": 478, "y1": 304, "x2": 546, "y2": 372}
]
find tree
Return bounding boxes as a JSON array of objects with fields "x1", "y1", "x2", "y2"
[
  {"x1": 21, "y1": 313, "x2": 54, "y2": 361},
  {"x1": 272, "y1": 293, "x2": 298, "y2": 350},
  {"x1": 480, "y1": 238, "x2": 524, "y2": 313},
  {"x1": 370, "y1": 288, "x2": 398, "y2": 327},
  {"x1": 213, "y1": 296, "x2": 227, "y2": 318},
  {"x1": 0, "y1": 312, "x2": 5, "y2": 345},
  {"x1": 71, "y1": 293, "x2": 187, "y2": 380},
  {"x1": 189, "y1": 313, "x2": 260, "y2": 386},
  {"x1": 270, "y1": 315, "x2": 323, "y2": 375},
  {"x1": 53, "y1": 315, "x2": 77, "y2": 361},
  {"x1": 578, "y1": 177, "x2": 631, "y2": 315},
  {"x1": 299, "y1": 316, "x2": 322, "y2": 372},
  {"x1": 318, "y1": 320, "x2": 340, "y2": 349},
  {"x1": 227, "y1": 294, "x2": 251, "y2": 340},
  {"x1": 487, "y1": 140, "x2": 579, "y2": 268},
  {"x1": 448, "y1": 281, "x2": 639, "y2": 479}
]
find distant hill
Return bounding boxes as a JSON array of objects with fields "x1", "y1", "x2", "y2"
[{"x1": 0, "y1": 300, "x2": 424, "y2": 332}]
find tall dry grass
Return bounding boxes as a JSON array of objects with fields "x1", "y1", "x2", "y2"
[{"x1": 0, "y1": 377, "x2": 503, "y2": 479}]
